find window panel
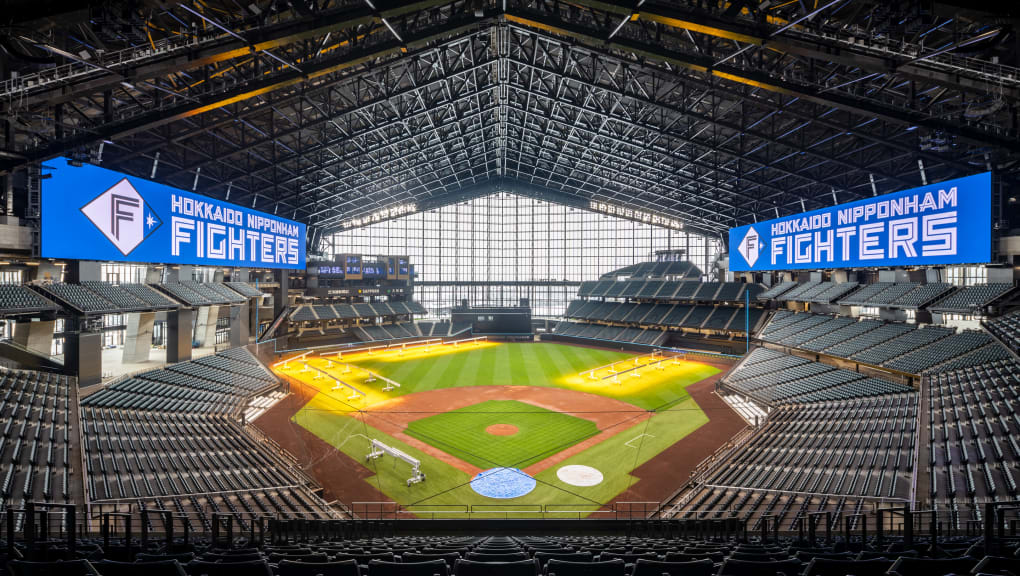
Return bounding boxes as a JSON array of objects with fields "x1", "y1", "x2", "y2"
[{"x1": 328, "y1": 192, "x2": 718, "y2": 317}]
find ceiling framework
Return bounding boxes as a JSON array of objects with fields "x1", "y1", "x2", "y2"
[{"x1": 0, "y1": 0, "x2": 1016, "y2": 240}]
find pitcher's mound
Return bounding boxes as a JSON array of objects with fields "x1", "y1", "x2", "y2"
[{"x1": 485, "y1": 424, "x2": 519, "y2": 436}]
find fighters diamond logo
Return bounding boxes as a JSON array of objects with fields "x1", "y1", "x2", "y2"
[
  {"x1": 80, "y1": 178, "x2": 162, "y2": 256},
  {"x1": 737, "y1": 226, "x2": 762, "y2": 268}
]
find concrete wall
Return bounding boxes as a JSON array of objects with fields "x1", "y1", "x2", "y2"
[
  {"x1": 122, "y1": 312, "x2": 155, "y2": 364},
  {"x1": 12, "y1": 319, "x2": 55, "y2": 356}
]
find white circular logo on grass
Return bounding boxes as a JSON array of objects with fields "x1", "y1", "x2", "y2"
[{"x1": 557, "y1": 465, "x2": 604, "y2": 487}]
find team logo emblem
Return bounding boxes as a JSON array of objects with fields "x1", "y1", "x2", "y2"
[
  {"x1": 737, "y1": 226, "x2": 761, "y2": 268},
  {"x1": 80, "y1": 178, "x2": 162, "y2": 256}
]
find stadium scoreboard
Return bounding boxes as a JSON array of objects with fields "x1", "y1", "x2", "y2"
[
  {"x1": 41, "y1": 158, "x2": 306, "y2": 269},
  {"x1": 729, "y1": 172, "x2": 992, "y2": 271}
]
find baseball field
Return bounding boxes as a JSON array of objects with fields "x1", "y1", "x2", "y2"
[{"x1": 270, "y1": 340, "x2": 728, "y2": 516}]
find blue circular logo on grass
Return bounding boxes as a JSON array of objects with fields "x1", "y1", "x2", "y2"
[{"x1": 470, "y1": 467, "x2": 537, "y2": 498}]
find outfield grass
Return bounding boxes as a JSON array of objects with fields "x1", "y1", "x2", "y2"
[
  {"x1": 339, "y1": 342, "x2": 717, "y2": 411},
  {"x1": 404, "y1": 400, "x2": 599, "y2": 469}
]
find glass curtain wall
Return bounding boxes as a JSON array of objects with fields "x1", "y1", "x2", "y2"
[{"x1": 327, "y1": 192, "x2": 720, "y2": 318}]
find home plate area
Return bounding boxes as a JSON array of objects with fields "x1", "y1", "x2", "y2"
[{"x1": 556, "y1": 465, "x2": 604, "y2": 487}]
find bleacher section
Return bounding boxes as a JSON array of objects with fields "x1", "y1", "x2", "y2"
[
  {"x1": 76, "y1": 345, "x2": 335, "y2": 530},
  {"x1": 290, "y1": 300, "x2": 426, "y2": 323},
  {"x1": 79, "y1": 281, "x2": 151, "y2": 311},
  {"x1": 199, "y1": 281, "x2": 248, "y2": 304},
  {"x1": 724, "y1": 348, "x2": 912, "y2": 405},
  {"x1": 781, "y1": 281, "x2": 1010, "y2": 311},
  {"x1": 804, "y1": 282, "x2": 859, "y2": 304},
  {"x1": 45, "y1": 281, "x2": 251, "y2": 309},
  {"x1": 888, "y1": 283, "x2": 956, "y2": 308},
  {"x1": 180, "y1": 281, "x2": 241, "y2": 305},
  {"x1": 929, "y1": 283, "x2": 1015, "y2": 313},
  {"x1": 835, "y1": 282, "x2": 955, "y2": 309},
  {"x1": 36, "y1": 283, "x2": 123, "y2": 314},
  {"x1": 758, "y1": 311, "x2": 1010, "y2": 375},
  {"x1": 38, "y1": 281, "x2": 227, "y2": 313},
  {"x1": 926, "y1": 360, "x2": 1020, "y2": 518},
  {"x1": 11, "y1": 532, "x2": 1018, "y2": 574},
  {"x1": 350, "y1": 322, "x2": 430, "y2": 342},
  {"x1": 607, "y1": 260, "x2": 701, "y2": 279},
  {"x1": 119, "y1": 283, "x2": 179, "y2": 308},
  {"x1": 667, "y1": 392, "x2": 917, "y2": 532},
  {"x1": 563, "y1": 300, "x2": 762, "y2": 334},
  {"x1": 81, "y1": 348, "x2": 277, "y2": 415},
  {"x1": 81, "y1": 409, "x2": 335, "y2": 532},
  {"x1": 0, "y1": 368, "x2": 83, "y2": 530},
  {"x1": 554, "y1": 321, "x2": 667, "y2": 347},
  {"x1": 883, "y1": 331, "x2": 997, "y2": 374},
  {"x1": 771, "y1": 281, "x2": 848, "y2": 303},
  {"x1": 836, "y1": 282, "x2": 894, "y2": 305},
  {"x1": 986, "y1": 310, "x2": 1020, "y2": 353},
  {"x1": 756, "y1": 281, "x2": 797, "y2": 300},
  {"x1": 156, "y1": 282, "x2": 252, "y2": 306},
  {"x1": 0, "y1": 285, "x2": 58, "y2": 315},
  {"x1": 774, "y1": 281, "x2": 820, "y2": 302},
  {"x1": 851, "y1": 325, "x2": 955, "y2": 366},
  {"x1": 576, "y1": 280, "x2": 759, "y2": 303},
  {"x1": 226, "y1": 282, "x2": 264, "y2": 298}
]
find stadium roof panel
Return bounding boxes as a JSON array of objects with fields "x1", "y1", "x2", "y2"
[{"x1": 1, "y1": 1, "x2": 1016, "y2": 241}]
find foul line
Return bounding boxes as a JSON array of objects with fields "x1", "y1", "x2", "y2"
[{"x1": 624, "y1": 433, "x2": 655, "y2": 448}]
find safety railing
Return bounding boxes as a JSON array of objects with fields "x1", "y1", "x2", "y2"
[{"x1": 350, "y1": 501, "x2": 662, "y2": 520}]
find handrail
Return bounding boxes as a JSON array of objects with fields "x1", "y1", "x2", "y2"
[
  {"x1": 88, "y1": 484, "x2": 312, "y2": 504},
  {"x1": 657, "y1": 425, "x2": 757, "y2": 519},
  {"x1": 909, "y1": 376, "x2": 923, "y2": 508},
  {"x1": 699, "y1": 484, "x2": 910, "y2": 502}
]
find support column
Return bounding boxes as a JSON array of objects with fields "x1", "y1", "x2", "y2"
[
  {"x1": 194, "y1": 306, "x2": 219, "y2": 348},
  {"x1": 0, "y1": 52, "x2": 12, "y2": 216},
  {"x1": 65, "y1": 330, "x2": 102, "y2": 386},
  {"x1": 231, "y1": 303, "x2": 249, "y2": 347},
  {"x1": 166, "y1": 308, "x2": 193, "y2": 363},
  {"x1": 273, "y1": 269, "x2": 289, "y2": 319},
  {"x1": 122, "y1": 312, "x2": 155, "y2": 364}
]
